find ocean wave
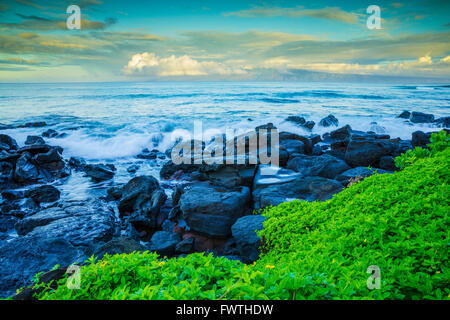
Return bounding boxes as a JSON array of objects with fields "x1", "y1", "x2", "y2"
[{"x1": 275, "y1": 91, "x2": 387, "y2": 99}]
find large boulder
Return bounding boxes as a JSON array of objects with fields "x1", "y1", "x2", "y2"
[
  {"x1": 231, "y1": 215, "x2": 265, "y2": 263},
  {"x1": 14, "y1": 201, "x2": 116, "y2": 248},
  {"x1": 329, "y1": 125, "x2": 352, "y2": 141},
  {"x1": 0, "y1": 161, "x2": 13, "y2": 185},
  {"x1": 286, "y1": 154, "x2": 350, "y2": 179},
  {"x1": 0, "y1": 236, "x2": 85, "y2": 299},
  {"x1": 91, "y1": 237, "x2": 147, "y2": 259},
  {"x1": 179, "y1": 182, "x2": 251, "y2": 237},
  {"x1": 201, "y1": 165, "x2": 256, "y2": 188},
  {"x1": 279, "y1": 132, "x2": 312, "y2": 154},
  {"x1": 25, "y1": 136, "x2": 45, "y2": 145},
  {"x1": 397, "y1": 111, "x2": 411, "y2": 119},
  {"x1": 149, "y1": 231, "x2": 181, "y2": 256},
  {"x1": 1, "y1": 200, "x2": 116, "y2": 298},
  {"x1": 14, "y1": 152, "x2": 51, "y2": 183},
  {"x1": 434, "y1": 116, "x2": 450, "y2": 128},
  {"x1": 411, "y1": 131, "x2": 431, "y2": 148},
  {"x1": 344, "y1": 134, "x2": 398, "y2": 167},
  {"x1": 409, "y1": 112, "x2": 434, "y2": 124},
  {"x1": 24, "y1": 185, "x2": 60, "y2": 204},
  {"x1": 118, "y1": 176, "x2": 167, "y2": 235},
  {"x1": 285, "y1": 116, "x2": 306, "y2": 125},
  {"x1": 0, "y1": 134, "x2": 18, "y2": 151},
  {"x1": 319, "y1": 114, "x2": 339, "y2": 127},
  {"x1": 336, "y1": 167, "x2": 391, "y2": 183},
  {"x1": 118, "y1": 176, "x2": 163, "y2": 215},
  {"x1": 252, "y1": 165, "x2": 343, "y2": 210},
  {"x1": 84, "y1": 163, "x2": 116, "y2": 181},
  {"x1": 279, "y1": 139, "x2": 305, "y2": 156}
]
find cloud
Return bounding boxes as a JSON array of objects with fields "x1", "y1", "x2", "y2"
[
  {"x1": 225, "y1": 6, "x2": 360, "y2": 24},
  {"x1": 18, "y1": 32, "x2": 38, "y2": 39},
  {"x1": 16, "y1": 13, "x2": 52, "y2": 21},
  {"x1": 264, "y1": 54, "x2": 450, "y2": 77},
  {"x1": 15, "y1": 0, "x2": 46, "y2": 10},
  {"x1": 91, "y1": 31, "x2": 164, "y2": 41},
  {"x1": 0, "y1": 57, "x2": 41, "y2": 65},
  {"x1": 123, "y1": 52, "x2": 247, "y2": 76},
  {"x1": 1, "y1": 15, "x2": 116, "y2": 31},
  {"x1": 391, "y1": 3, "x2": 404, "y2": 8},
  {"x1": 39, "y1": 40, "x2": 88, "y2": 49}
]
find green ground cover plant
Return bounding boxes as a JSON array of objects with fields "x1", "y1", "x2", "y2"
[{"x1": 32, "y1": 131, "x2": 449, "y2": 300}]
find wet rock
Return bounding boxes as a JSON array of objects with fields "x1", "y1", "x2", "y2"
[
  {"x1": 127, "y1": 164, "x2": 140, "y2": 174},
  {"x1": 303, "y1": 121, "x2": 315, "y2": 130},
  {"x1": 91, "y1": 237, "x2": 146, "y2": 259},
  {"x1": 0, "y1": 237, "x2": 84, "y2": 298},
  {"x1": 175, "y1": 237, "x2": 195, "y2": 254},
  {"x1": 0, "y1": 134, "x2": 18, "y2": 151},
  {"x1": 280, "y1": 139, "x2": 305, "y2": 156},
  {"x1": 168, "y1": 205, "x2": 182, "y2": 220},
  {"x1": 136, "y1": 148, "x2": 157, "y2": 160},
  {"x1": 106, "y1": 186, "x2": 122, "y2": 201},
  {"x1": 319, "y1": 114, "x2": 339, "y2": 127},
  {"x1": 434, "y1": 116, "x2": 450, "y2": 128},
  {"x1": 231, "y1": 215, "x2": 265, "y2": 262},
  {"x1": 14, "y1": 200, "x2": 116, "y2": 247},
  {"x1": 12, "y1": 267, "x2": 68, "y2": 300},
  {"x1": 285, "y1": 116, "x2": 306, "y2": 125},
  {"x1": 329, "y1": 124, "x2": 352, "y2": 141},
  {"x1": 68, "y1": 156, "x2": 86, "y2": 170},
  {"x1": 309, "y1": 134, "x2": 322, "y2": 146},
  {"x1": 379, "y1": 156, "x2": 397, "y2": 171},
  {"x1": 15, "y1": 206, "x2": 69, "y2": 236},
  {"x1": 24, "y1": 184, "x2": 60, "y2": 204},
  {"x1": 149, "y1": 231, "x2": 181, "y2": 256},
  {"x1": 344, "y1": 134, "x2": 398, "y2": 167},
  {"x1": 33, "y1": 148, "x2": 69, "y2": 179},
  {"x1": 312, "y1": 144, "x2": 324, "y2": 155},
  {"x1": 160, "y1": 161, "x2": 198, "y2": 179},
  {"x1": 42, "y1": 129, "x2": 58, "y2": 138},
  {"x1": 397, "y1": 111, "x2": 411, "y2": 119},
  {"x1": 336, "y1": 167, "x2": 390, "y2": 182},
  {"x1": 17, "y1": 144, "x2": 51, "y2": 155},
  {"x1": 172, "y1": 185, "x2": 183, "y2": 205},
  {"x1": 411, "y1": 131, "x2": 431, "y2": 148},
  {"x1": 24, "y1": 136, "x2": 45, "y2": 145},
  {"x1": 180, "y1": 182, "x2": 251, "y2": 237},
  {"x1": 279, "y1": 132, "x2": 312, "y2": 154},
  {"x1": 0, "y1": 161, "x2": 14, "y2": 185},
  {"x1": 409, "y1": 112, "x2": 434, "y2": 124},
  {"x1": 14, "y1": 152, "x2": 51, "y2": 183},
  {"x1": 84, "y1": 163, "x2": 116, "y2": 181},
  {"x1": 162, "y1": 219, "x2": 176, "y2": 232},
  {"x1": 286, "y1": 154, "x2": 350, "y2": 179},
  {"x1": 118, "y1": 175, "x2": 162, "y2": 215},
  {"x1": 19, "y1": 121, "x2": 47, "y2": 128},
  {"x1": 252, "y1": 165, "x2": 343, "y2": 210},
  {"x1": 1, "y1": 189, "x2": 25, "y2": 201},
  {"x1": 204, "y1": 165, "x2": 256, "y2": 188}
]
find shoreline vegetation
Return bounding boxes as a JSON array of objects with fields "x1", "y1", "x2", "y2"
[
  {"x1": 27, "y1": 131, "x2": 450, "y2": 300},
  {"x1": 0, "y1": 111, "x2": 449, "y2": 300}
]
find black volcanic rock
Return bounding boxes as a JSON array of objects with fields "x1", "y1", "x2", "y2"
[
  {"x1": 409, "y1": 112, "x2": 434, "y2": 124},
  {"x1": 319, "y1": 114, "x2": 339, "y2": 127}
]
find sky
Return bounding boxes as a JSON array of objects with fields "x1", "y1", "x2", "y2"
[{"x1": 0, "y1": 0, "x2": 449, "y2": 82}]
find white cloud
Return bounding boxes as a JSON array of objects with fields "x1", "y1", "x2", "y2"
[{"x1": 124, "y1": 52, "x2": 247, "y2": 76}]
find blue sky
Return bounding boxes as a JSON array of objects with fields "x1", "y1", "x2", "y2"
[{"x1": 0, "y1": 0, "x2": 449, "y2": 82}]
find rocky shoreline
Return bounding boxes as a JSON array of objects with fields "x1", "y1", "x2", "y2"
[{"x1": 0, "y1": 111, "x2": 449, "y2": 298}]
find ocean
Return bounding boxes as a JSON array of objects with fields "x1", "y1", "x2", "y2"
[{"x1": 1, "y1": 81, "x2": 449, "y2": 201}]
